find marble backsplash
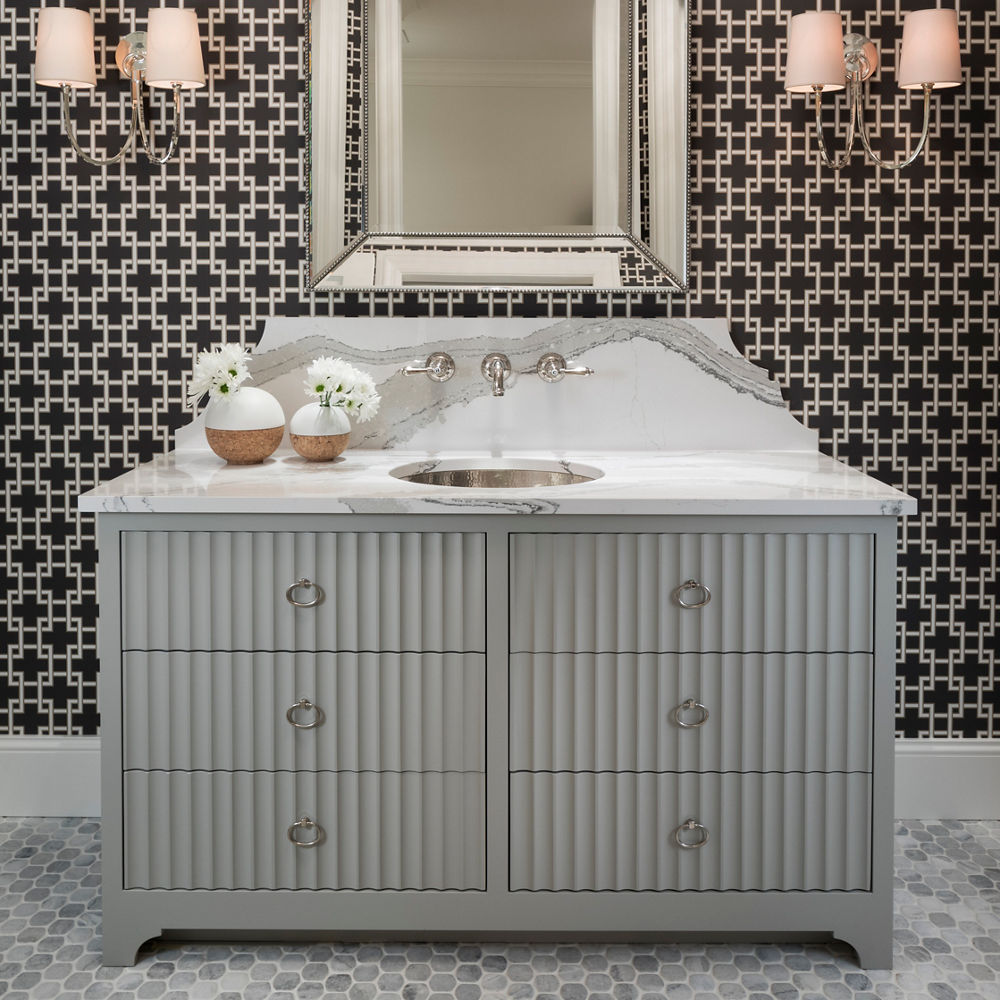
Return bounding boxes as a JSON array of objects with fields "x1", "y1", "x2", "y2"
[{"x1": 178, "y1": 318, "x2": 817, "y2": 454}]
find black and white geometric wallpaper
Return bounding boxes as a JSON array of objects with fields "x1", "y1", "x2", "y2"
[{"x1": 1, "y1": 1, "x2": 996, "y2": 737}]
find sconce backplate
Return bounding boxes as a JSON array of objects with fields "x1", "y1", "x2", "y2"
[
  {"x1": 115, "y1": 31, "x2": 148, "y2": 79},
  {"x1": 844, "y1": 33, "x2": 878, "y2": 82}
]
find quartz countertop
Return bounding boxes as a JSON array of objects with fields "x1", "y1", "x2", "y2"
[{"x1": 77, "y1": 449, "x2": 917, "y2": 516}]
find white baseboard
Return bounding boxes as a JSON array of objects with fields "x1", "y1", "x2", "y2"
[
  {"x1": 0, "y1": 736, "x2": 997, "y2": 819},
  {"x1": 0, "y1": 737, "x2": 101, "y2": 817},
  {"x1": 894, "y1": 738, "x2": 1000, "y2": 819}
]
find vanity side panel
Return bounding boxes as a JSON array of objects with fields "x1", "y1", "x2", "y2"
[
  {"x1": 97, "y1": 517, "x2": 128, "y2": 949},
  {"x1": 120, "y1": 530, "x2": 486, "y2": 652},
  {"x1": 123, "y1": 651, "x2": 485, "y2": 772},
  {"x1": 509, "y1": 651, "x2": 873, "y2": 773},
  {"x1": 509, "y1": 532, "x2": 874, "y2": 653},
  {"x1": 509, "y1": 771, "x2": 872, "y2": 892},
  {"x1": 847, "y1": 517, "x2": 899, "y2": 969}
]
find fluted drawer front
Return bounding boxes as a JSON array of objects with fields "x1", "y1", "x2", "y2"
[
  {"x1": 124, "y1": 770, "x2": 484, "y2": 890},
  {"x1": 122, "y1": 530, "x2": 485, "y2": 652},
  {"x1": 124, "y1": 651, "x2": 485, "y2": 772},
  {"x1": 510, "y1": 772, "x2": 871, "y2": 892},
  {"x1": 510, "y1": 652, "x2": 872, "y2": 774},
  {"x1": 510, "y1": 533, "x2": 873, "y2": 653}
]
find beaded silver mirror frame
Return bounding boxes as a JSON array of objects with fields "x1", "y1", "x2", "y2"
[{"x1": 307, "y1": 0, "x2": 690, "y2": 293}]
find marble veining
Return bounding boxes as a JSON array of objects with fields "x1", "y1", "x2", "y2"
[
  {"x1": 175, "y1": 317, "x2": 818, "y2": 454},
  {"x1": 248, "y1": 317, "x2": 782, "y2": 402},
  {"x1": 78, "y1": 448, "x2": 918, "y2": 516}
]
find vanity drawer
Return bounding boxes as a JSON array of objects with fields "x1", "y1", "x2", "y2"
[
  {"x1": 510, "y1": 771, "x2": 871, "y2": 892},
  {"x1": 509, "y1": 651, "x2": 872, "y2": 774},
  {"x1": 510, "y1": 532, "x2": 874, "y2": 653},
  {"x1": 123, "y1": 651, "x2": 485, "y2": 772},
  {"x1": 124, "y1": 770, "x2": 485, "y2": 890},
  {"x1": 121, "y1": 530, "x2": 486, "y2": 652}
]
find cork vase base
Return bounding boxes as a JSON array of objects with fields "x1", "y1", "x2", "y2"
[
  {"x1": 290, "y1": 432, "x2": 351, "y2": 462},
  {"x1": 205, "y1": 426, "x2": 284, "y2": 465}
]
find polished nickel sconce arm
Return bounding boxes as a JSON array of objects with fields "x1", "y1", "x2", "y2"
[
  {"x1": 857, "y1": 83, "x2": 933, "y2": 171},
  {"x1": 59, "y1": 80, "x2": 139, "y2": 167},
  {"x1": 136, "y1": 83, "x2": 183, "y2": 165},
  {"x1": 56, "y1": 34, "x2": 183, "y2": 167},
  {"x1": 813, "y1": 76, "x2": 934, "y2": 172},
  {"x1": 812, "y1": 84, "x2": 857, "y2": 170}
]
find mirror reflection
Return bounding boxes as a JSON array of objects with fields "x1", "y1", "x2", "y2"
[{"x1": 373, "y1": 0, "x2": 596, "y2": 234}]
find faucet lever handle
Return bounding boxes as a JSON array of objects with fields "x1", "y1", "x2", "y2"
[
  {"x1": 401, "y1": 352, "x2": 455, "y2": 382},
  {"x1": 536, "y1": 352, "x2": 595, "y2": 383}
]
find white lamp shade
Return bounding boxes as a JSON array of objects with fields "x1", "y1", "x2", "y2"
[
  {"x1": 34, "y1": 7, "x2": 97, "y2": 89},
  {"x1": 785, "y1": 11, "x2": 846, "y2": 93},
  {"x1": 898, "y1": 8, "x2": 962, "y2": 89},
  {"x1": 145, "y1": 8, "x2": 206, "y2": 89}
]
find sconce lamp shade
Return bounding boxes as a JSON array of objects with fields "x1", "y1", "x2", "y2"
[
  {"x1": 785, "y1": 11, "x2": 846, "y2": 93},
  {"x1": 34, "y1": 7, "x2": 97, "y2": 89},
  {"x1": 898, "y1": 8, "x2": 962, "y2": 89},
  {"x1": 145, "y1": 8, "x2": 206, "y2": 89}
]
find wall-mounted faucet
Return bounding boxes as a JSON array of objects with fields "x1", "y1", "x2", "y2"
[
  {"x1": 535, "y1": 353, "x2": 595, "y2": 383},
  {"x1": 401, "y1": 352, "x2": 455, "y2": 382},
  {"x1": 480, "y1": 352, "x2": 594, "y2": 396},
  {"x1": 481, "y1": 353, "x2": 512, "y2": 397}
]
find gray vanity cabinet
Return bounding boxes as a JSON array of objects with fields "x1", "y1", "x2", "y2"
[{"x1": 98, "y1": 514, "x2": 896, "y2": 970}]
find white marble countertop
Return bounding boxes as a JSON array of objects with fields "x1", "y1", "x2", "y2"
[{"x1": 78, "y1": 449, "x2": 917, "y2": 516}]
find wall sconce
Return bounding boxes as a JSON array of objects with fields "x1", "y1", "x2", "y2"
[
  {"x1": 784, "y1": 8, "x2": 961, "y2": 170},
  {"x1": 34, "y1": 6, "x2": 205, "y2": 167}
]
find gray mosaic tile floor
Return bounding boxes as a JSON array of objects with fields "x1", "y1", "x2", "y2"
[{"x1": 0, "y1": 818, "x2": 998, "y2": 1000}]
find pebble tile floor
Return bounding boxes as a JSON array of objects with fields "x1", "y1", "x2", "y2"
[{"x1": 1, "y1": 818, "x2": 998, "y2": 1000}]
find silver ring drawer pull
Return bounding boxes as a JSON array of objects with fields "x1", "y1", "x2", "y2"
[
  {"x1": 287, "y1": 815, "x2": 325, "y2": 848},
  {"x1": 673, "y1": 579, "x2": 711, "y2": 609},
  {"x1": 285, "y1": 698, "x2": 326, "y2": 729},
  {"x1": 674, "y1": 818, "x2": 710, "y2": 850},
  {"x1": 285, "y1": 578, "x2": 325, "y2": 608},
  {"x1": 673, "y1": 698, "x2": 710, "y2": 728}
]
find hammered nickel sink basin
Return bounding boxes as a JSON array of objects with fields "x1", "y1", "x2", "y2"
[{"x1": 390, "y1": 458, "x2": 603, "y2": 489}]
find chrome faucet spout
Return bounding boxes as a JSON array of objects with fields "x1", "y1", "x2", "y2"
[{"x1": 481, "y1": 353, "x2": 512, "y2": 397}]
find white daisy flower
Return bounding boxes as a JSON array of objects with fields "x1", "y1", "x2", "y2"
[
  {"x1": 302, "y1": 356, "x2": 381, "y2": 422},
  {"x1": 353, "y1": 392, "x2": 380, "y2": 423},
  {"x1": 187, "y1": 343, "x2": 252, "y2": 406}
]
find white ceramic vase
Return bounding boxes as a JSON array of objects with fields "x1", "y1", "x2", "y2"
[
  {"x1": 289, "y1": 402, "x2": 351, "y2": 462},
  {"x1": 204, "y1": 386, "x2": 285, "y2": 465}
]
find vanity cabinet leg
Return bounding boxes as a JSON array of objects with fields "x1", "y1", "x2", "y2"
[
  {"x1": 838, "y1": 922, "x2": 895, "y2": 971},
  {"x1": 100, "y1": 909, "x2": 162, "y2": 967}
]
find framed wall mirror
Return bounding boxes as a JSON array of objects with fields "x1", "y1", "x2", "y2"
[{"x1": 308, "y1": 0, "x2": 689, "y2": 292}]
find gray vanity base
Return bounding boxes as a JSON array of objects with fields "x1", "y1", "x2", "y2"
[
  {"x1": 97, "y1": 513, "x2": 897, "y2": 969},
  {"x1": 102, "y1": 890, "x2": 892, "y2": 969}
]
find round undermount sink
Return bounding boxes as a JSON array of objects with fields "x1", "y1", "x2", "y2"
[{"x1": 390, "y1": 458, "x2": 603, "y2": 489}]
